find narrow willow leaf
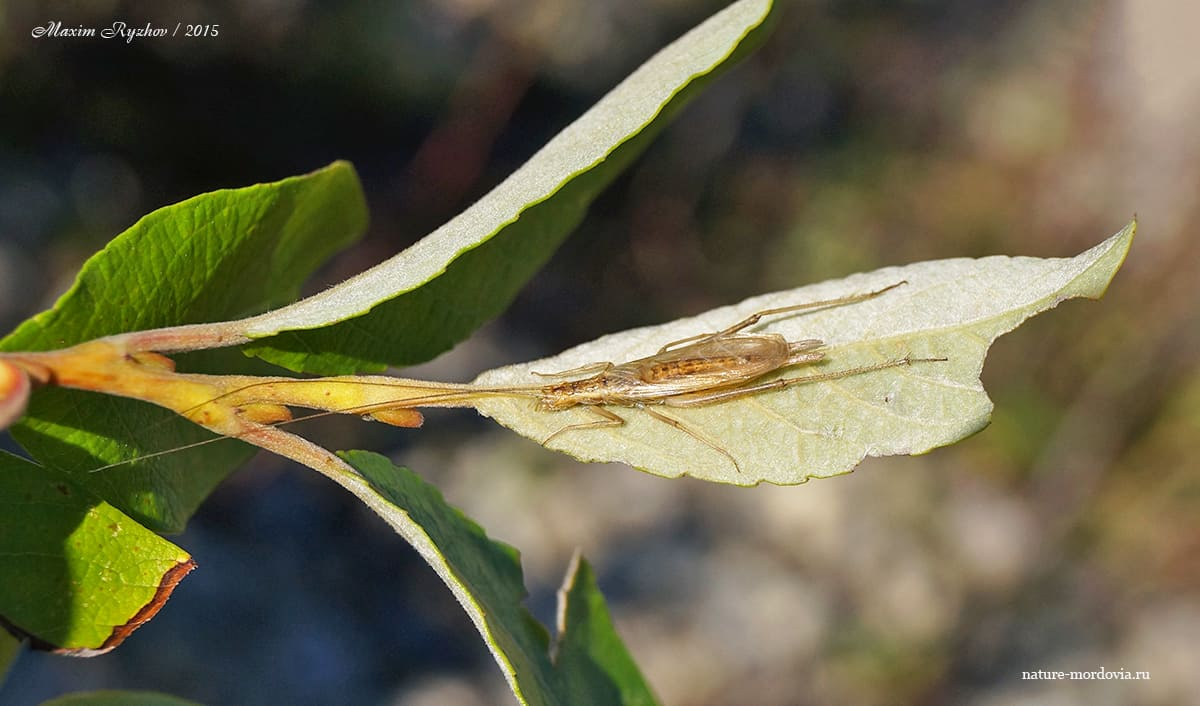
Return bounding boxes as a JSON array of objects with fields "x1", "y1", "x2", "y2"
[
  {"x1": 239, "y1": 0, "x2": 776, "y2": 374},
  {"x1": 472, "y1": 222, "x2": 1134, "y2": 485},
  {"x1": 340, "y1": 451, "x2": 657, "y2": 706},
  {"x1": 554, "y1": 554, "x2": 659, "y2": 706},
  {"x1": 0, "y1": 451, "x2": 194, "y2": 657}
]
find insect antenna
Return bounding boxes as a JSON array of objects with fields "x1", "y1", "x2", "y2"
[{"x1": 81, "y1": 379, "x2": 542, "y2": 474}]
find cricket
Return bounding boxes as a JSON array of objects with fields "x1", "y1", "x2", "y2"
[
  {"x1": 522, "y1": 280, "x2": 936, "y2": 472},
  {"x1": 68, "y1": 281, "x2": 940, "y2": 475}
]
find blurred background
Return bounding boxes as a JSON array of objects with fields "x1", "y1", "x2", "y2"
[{"x1": 2, "y1": 0, "x2": 1198, "y2": 704}]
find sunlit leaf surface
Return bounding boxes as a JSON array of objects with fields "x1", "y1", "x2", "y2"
[
  {"x1": 0, "y1": 452, "x2": 193, "y2": 656},
  {"x1": 473, "y1": 222, "x2": 1134, "y2": 485}
]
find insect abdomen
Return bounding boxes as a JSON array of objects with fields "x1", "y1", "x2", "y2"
[{"x1": 641, "y1": 356, "x2": 741, "y2": 382}]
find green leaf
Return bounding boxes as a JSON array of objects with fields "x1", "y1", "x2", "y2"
[
  {"x1": 0, "y1": 451, "x2": 194, "y2": 656},
  {"x1": 40, "y1": 691, "x2": 202, "y2": 706},
  {"x1": 0, "y1": 629, "x2": 18, "y2": 686},
  {"x1": 340, "y1": 451, "x2": 658, "y2": 706},
  {"x1": 5, "y1": 392, "x2": 251, "y2": 534},
  {"x1": 239, "y1": 0, "x2": 777, "y2": 374},
  {"x1": 472, "y1": 221, "x2": 1135, "y2": 485},
  {"x1": 2, "y1": 161, "x2": 365, "y2": 349},
  {"x1": 1, "y1": 162, "x2": 367, "y2": 532},
  {"x1": 554, "y1": 555, "x2": 658, "y2": 706}
]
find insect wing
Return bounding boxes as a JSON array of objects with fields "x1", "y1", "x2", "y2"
[{"x1": 630, "y1": 334, "x2": 794, "y2": 395}]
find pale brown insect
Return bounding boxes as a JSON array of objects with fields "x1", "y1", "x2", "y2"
[
  {"x1": 522, "y1": 281, "x2": 937, "y2": 472},
  {"x1": 85, "y1": 281, "x2": 939, "y2": 474}
]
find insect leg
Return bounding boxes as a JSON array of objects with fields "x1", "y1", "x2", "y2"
[
  {"x1": 641, "y1": 407, "x2": 741, "y2": 474},
  {"x1": 541, "y1": 405, "x2": 742, "y2": 474},
  {"x1": 532, "y1": 361, "x2": 613, "y2": 379},
  {"x1": 658, "y1": 281, "x2": 907, "y2": 353},
  {"x1": 663, "y1": 355, "x2": 945, "y2": 407},
  {"x1": 541, "y1": 406, "x2": 626, "y2": 446}
]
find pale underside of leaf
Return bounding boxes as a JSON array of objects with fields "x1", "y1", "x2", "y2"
[
  {"x1": 237, "y1": 0, "x2": 774, "y2": 338},
  {"x1": 472, "y1": 222, "x2": 1134, "y2": 485}
]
